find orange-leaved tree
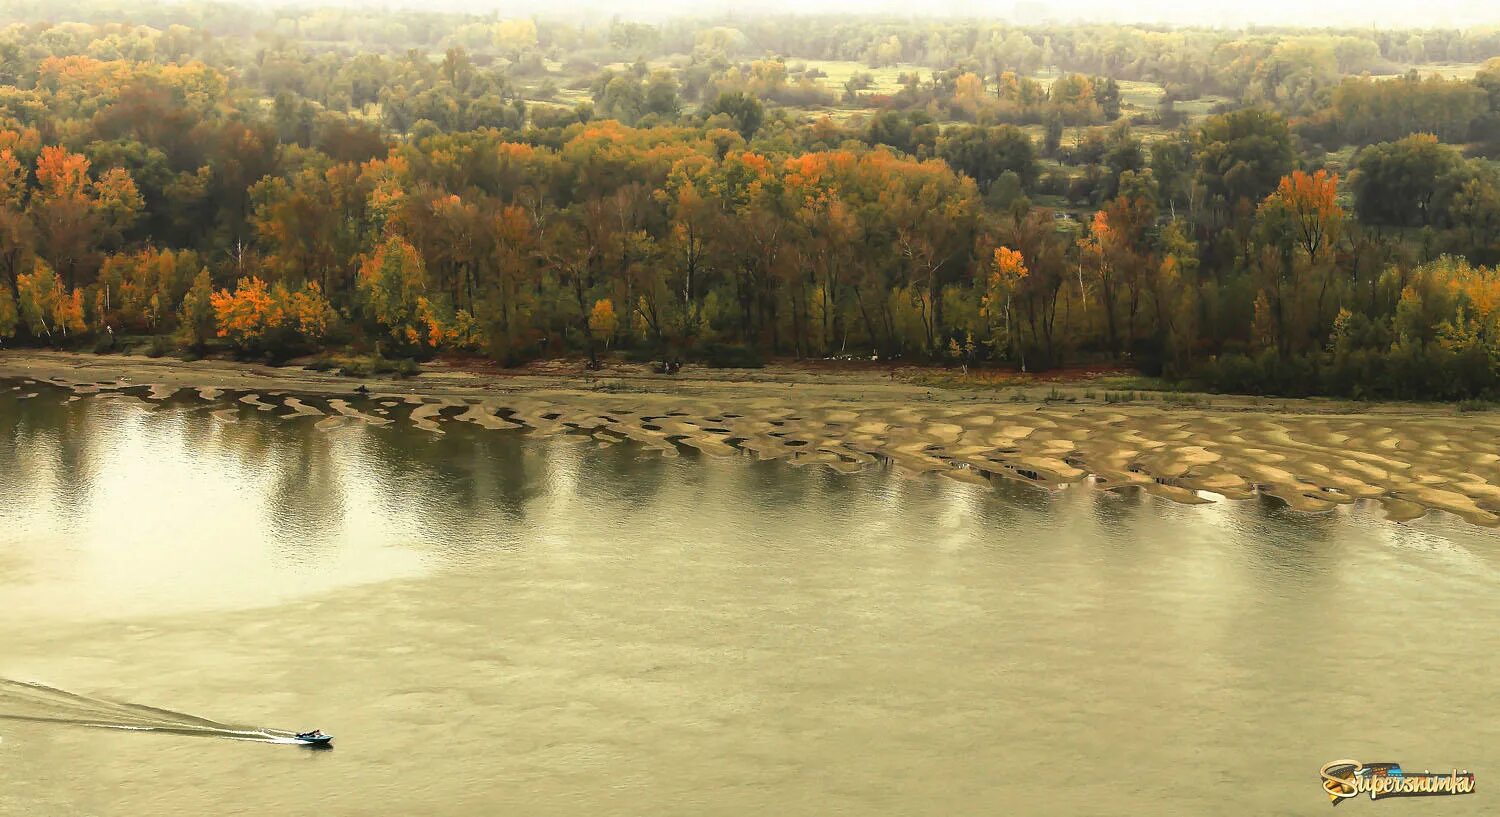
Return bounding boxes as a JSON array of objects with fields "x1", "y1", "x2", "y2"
[
  {"x1": 211, "y1": 276, "x2": 281, "y2": 348},
  {"x1": 211, "y1": 276, "x2": 334, "y2": 358},
  {"x1": 588, "y1": 298, "x2": 619, "y2": 348},
  {"x1": 1254, "y1": 170, "x2": 1347, "y2": 355},
  {"x1": 1259, "y1": 169, "x2": 1343, "y2": 263},
  {"x1": 30, "y1": 146, "x2": 143, "y2": 288},
  {"x1": 983, "y1": 246, "x2": 1029, "y2": 362}
]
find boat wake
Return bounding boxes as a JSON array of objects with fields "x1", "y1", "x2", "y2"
[{"x1": 0, "y1": 679, "x2": 302, "y2": 744}]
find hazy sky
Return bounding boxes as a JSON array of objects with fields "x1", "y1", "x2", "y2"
[{"x1": 351, "y1": 0, "x2": 1500, "y2": 28}]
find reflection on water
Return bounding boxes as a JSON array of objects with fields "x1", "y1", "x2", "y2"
[{"x1": 1, "y1": 381, "x2": 1498, "y2": 816}]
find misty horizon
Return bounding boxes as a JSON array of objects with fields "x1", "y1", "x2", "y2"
[{"x1": 14, "y1": 0, "x2": 1500, "y2": 30}]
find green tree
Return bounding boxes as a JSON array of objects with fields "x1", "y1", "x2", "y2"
[
  {"x1": 1351, "y1": 134, "x2": 1470, "y2": 228},
  {"x1": 1193, "y1": 109, "x2": 1294, "y2": 212},
  {"x1": 707, "y1": 91, "x2": 763, "y2": 140},
  {"x1": 643, "y1": 70, "x2": 681, "y2": 118},
  {"x1": 936, "y1": 124, "x2": 1038, "y2": 192},
  {"x1": 177, "y1": 267, "x2": 215, "y2": 347},
  {"x1": 0, "y1": 282, "x2": 15, "y2": 342}
]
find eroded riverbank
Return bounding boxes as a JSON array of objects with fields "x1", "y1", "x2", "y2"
[{"x1": 3, "y1": 350, "x2": 1498, "y2": 526}]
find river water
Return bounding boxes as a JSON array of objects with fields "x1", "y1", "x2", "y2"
[{"x1": 1, "y1": 380, "x2": 1496, "y2": 815}]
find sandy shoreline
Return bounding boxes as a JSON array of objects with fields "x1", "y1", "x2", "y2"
[{"x1": 3, "y1": 350, "x2": 1499, "y2": 527}]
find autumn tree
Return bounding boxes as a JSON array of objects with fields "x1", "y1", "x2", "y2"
[
  {"x1": 1252, "y1": 170, "x2": 1348, "y2": 354},
  {"x1": 357, "y1": 234, "x2": 445, "y2": 351},
  {"x1": 893, "y1": 169, "x2": 980, "y2": 356},
  {"x1": 983, "y1": 246, "x2": 1028, "y2": 363},
  {"x1": 706, "y1": 91, "x2": 764, "y2": 140},
  {"x1": 177, "y1": 268, "x2": 215, "y2": 347},
  {"x1": 1151, "y1": 222, "x2": 1200, "y2": 374},
  {"x1": 478, "y1": 204, "x2": 540, "y2": 362},
  {"x1": 541, "y1": 205, "x2": 612, "y2": 368},
  {"x1": 251, "y1": 164, "x2": 373, "y2": 296},
  {"x1": 0, "y1": 146, "x2": 34, "y2": 317},
  {"x1": 92, "y1": 247, "x2": 199, "y2": 332},
  {"x1": 29, "y1": 146, "x2": 143, "y2": 288},
  {"x1": 0, "y1": 285, "x2": 15, "y2": 343},
  {"x1": 211, "y1": 276, "x2": 335, "y2": 359},
  {"x1": 588, "y1": 298, "x2": 618, "y2": 348},
  {"x1": 16, "y1": 261, "x2": 85, "y2": 342},
  {"x1": 1079, "y1": 195, "x2": 1156, "y2": 356},
  {"x1": 1259, "y1": 170, "x2": 1343, "y2": 263},
  {"x1": 997, "y1": 208, "x2": 1069, "y2": 367}
]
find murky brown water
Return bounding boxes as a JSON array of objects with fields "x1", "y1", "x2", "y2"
[{"x1": 1, "y1": 381, "x2": 1497, "y2": 815}]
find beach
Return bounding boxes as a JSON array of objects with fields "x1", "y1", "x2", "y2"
[{"x1": 3, "y1": 350, "x2": 1498, "y2": 527}]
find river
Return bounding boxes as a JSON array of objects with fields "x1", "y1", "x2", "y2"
[{"x1": 1, "y1": 379, "x2": 1496, "y2": 815}]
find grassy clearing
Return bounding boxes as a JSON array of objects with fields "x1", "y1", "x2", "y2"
[
  {"x1": 1171, "y1": 95, "x2": 1230, "y2": 120},
  {"x1": 599, "y1": 59, "x2": 678, "y2": 74},
  {"x1": 527, "y1": 87, "x2": 590, "y2": 106},
  {"x1": 783, "y1": 105, "x2": 863, "y2": 123},
  {"x1": 804, "y1": 60, "x2": 929, "y2": 95},
  {"x1": 1117, "y1": 78, "x2": 1165, "y2": 112},
  {"x1": 1379, "y1": 62, "x2": 1487, "y2": 80},
  {"x1": 1127, "y1": 124, "x2": 1185, "y2": 143}
]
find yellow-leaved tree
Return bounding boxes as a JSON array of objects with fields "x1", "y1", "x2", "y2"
[
  {"x1": 358, "y1": 235, "x2": 445, "y2": 350},
  {"x1": 16, "y1": 261, "x2": 84, "y2": 341},
  {"x1": 588, "y1": 298, "x2": 618, "y2": 348},
  {"x1": 983, "y1": 246, "x2": 1029, "y2": 363}
]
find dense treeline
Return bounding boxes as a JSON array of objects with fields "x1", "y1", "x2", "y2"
[{"x1": 3, "y1": 6, "x2": 1500, "y2": 399}]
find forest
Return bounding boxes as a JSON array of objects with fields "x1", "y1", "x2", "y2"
[{"x1": 2, "y1": 2, "x2": 1500, "y2": 399}]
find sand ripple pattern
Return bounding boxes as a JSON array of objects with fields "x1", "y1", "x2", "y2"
[{"x1": 16, "y1": 374, "x2": 1500, "y2": 527}]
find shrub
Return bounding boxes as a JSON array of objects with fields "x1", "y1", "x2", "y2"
[
  {"x1": 1162, "y1": 391, "x2": 1203, "y2": 406},
  {"x1": 331, "y1": 355, "x2": 421, "y2": 379},
  {"x1": 697, "y1": 342, "x2": 763, "y2": 368},
  {"x1": 144, "y1": 335, "x2": 173, "y2": 358}
]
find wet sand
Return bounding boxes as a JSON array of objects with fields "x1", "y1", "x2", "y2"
[{"x1": 3, "y1": 350, "x2": 1499, "y2": 527}]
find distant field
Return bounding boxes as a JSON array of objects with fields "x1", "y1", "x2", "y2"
[
  {"x1": 784, "y1": 106, "x2": 864, "y2": 123},
  {"x1": 1375, "y1": 62, "x2": 1487, "y2": 80},
  {"x1": 1171, "y1": 95, "x2": 1230, "y2": 119},
  {"x1": 802, "y1": 60, "x2": 930, "y2": 95},
  {"x1": 521, "y1": 85, "x2": 591, "y2": 109},
  {"x1": 1116, "y1": 78, "x2": 1165, "y2": 112},
  {"x1": 599, "y1": 59, "x2": 678, "y2": 74}
]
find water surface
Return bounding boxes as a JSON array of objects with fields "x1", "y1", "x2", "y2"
[{"x1": 1, "y1": 382, "x2": 1496, "y2": 815}]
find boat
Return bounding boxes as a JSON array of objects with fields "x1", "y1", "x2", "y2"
[{"x1": 293, "y1": 730, "x2": 333, "y2": 746}]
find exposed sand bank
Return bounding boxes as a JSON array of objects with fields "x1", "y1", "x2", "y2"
[{"x1": 3, "y1": 350, "x2": 1499, "y2": 527}]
